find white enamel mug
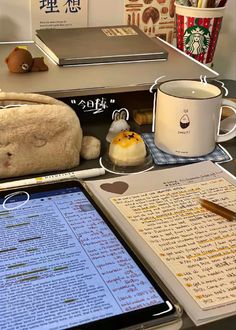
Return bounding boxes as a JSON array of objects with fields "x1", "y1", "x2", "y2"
[{"x1": 154, "y1": 80, "x2": 236, "y2": 157}]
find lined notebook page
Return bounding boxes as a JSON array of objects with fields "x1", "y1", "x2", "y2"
[{"x1": 111, "y1": 177, "x2": 236, "y2": 310}]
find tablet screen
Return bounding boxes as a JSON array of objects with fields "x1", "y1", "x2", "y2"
[{"x1": 0, "y1": 181, "x2": 177, "y2": 330}]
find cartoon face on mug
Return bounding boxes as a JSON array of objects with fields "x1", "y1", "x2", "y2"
[{"x1": 180, "y1": 114, "x2": 190, "y2": 129}]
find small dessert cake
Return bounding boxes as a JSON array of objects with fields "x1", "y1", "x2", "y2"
[{"x1": 109, "y1": 131, "x2": 147, "y2": 166}]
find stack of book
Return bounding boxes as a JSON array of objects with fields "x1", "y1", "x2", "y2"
[{"x1": 34, "y1": 25, "x2": 168, "y2": 66}]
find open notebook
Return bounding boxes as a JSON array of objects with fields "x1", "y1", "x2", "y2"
[
  {"x1": 34, "y1": 25, "x2": 168, "y2": 65},
  {"x1": 85, "y1": 161, "x2": 236, "y2": 326}
]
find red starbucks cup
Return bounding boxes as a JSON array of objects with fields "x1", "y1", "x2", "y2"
[{"x1": 175, "y1": 3, "x2": 225, "y2": 65}]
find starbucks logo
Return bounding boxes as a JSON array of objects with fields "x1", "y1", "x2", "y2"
[{"x1": 184, "y1": 26, "x2": 211, "y2": 55}]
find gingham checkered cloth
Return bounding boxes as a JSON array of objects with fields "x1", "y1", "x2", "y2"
[{"x1": 142, "y1": 133, "x2": 231, "y2": 165}]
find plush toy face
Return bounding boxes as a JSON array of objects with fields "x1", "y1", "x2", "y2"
[{"x1": 5, "y1": 47, "x2": 33, "y2": 73}]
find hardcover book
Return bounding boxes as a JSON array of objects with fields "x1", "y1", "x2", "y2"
[{"x1": 34, "y1": 25, "x2": 168, "y2": 66}]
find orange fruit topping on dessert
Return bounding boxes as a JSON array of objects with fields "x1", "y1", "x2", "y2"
[
  {"x1": 109, "y1": 131, "x2": 146, "y2": 166},
  {"x1": 112, "y1": 131, "x2": 143, "y2": 147}
]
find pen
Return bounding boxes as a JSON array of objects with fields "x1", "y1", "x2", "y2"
[
  {"x1": 189, "y1": 0, "x2": 198, "y2": 6},
  {"x1": 199, "y1": 198, "x2": 236, "y2": 221},
  {"x1": 0, "y1": 168, "x2": 106, "y2": 190},
  {"x1": 176, "y1": 0, "x2": 190, "y2": 5},
  {"x1": 197, "y1": 0, "x2": 203, "y2": 7},
  {"x1": 217, "y1": 0, "x2": 228, "y2": 7},
  {"x1": 201, "y1": 0, "x2": 208, "y2": 8},
  {"x1": 214, "y1": 0, "x2": 221, "y2": 6},
  {"x1": 206, "y1": 0, "x2": 215, "y2": 7}
]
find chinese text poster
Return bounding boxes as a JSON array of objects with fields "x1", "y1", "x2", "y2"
[{"x1": 31, "y1": 0, "x2": 88, "y2": 37}]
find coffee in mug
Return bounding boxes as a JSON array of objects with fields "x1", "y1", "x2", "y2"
[{"x1": 154, "y1": 80, "x2": 236, "y2": 157}]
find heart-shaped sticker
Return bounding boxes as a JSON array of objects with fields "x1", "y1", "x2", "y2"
[{"x1": 100, "y1": 181, "x2": 129, "y2": 194}]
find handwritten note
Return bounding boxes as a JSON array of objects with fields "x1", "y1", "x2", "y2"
[{"x1": 111, "y1": 177, "x2": 236, "y2": 310}]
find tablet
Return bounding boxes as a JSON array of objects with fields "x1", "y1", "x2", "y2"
[{"x1": 0, "y1": 180, "x2": 180, "y2": 330}]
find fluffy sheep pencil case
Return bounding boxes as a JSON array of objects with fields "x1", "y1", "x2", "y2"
[{"x1": 0, "y1": 92, "x2": 83, "y2": 179}]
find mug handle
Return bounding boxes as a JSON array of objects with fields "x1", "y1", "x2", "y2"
[{"x1": 216, "y1": 99, "x2": 236, "y2": 143}]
